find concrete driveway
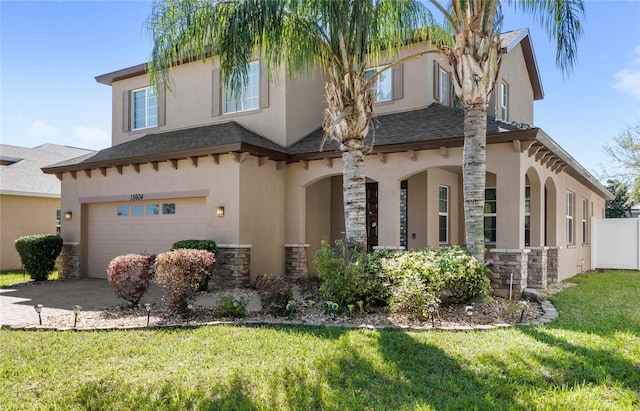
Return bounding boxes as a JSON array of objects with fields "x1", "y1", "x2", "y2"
[{"x1": 0, "y1": 279, "x2": 164, "y2": 327}]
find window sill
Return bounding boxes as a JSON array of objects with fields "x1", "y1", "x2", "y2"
[
  {"x1": 129, "y1": 126, "x2": 159, "y2": 134},
  {"x1": 221, "y1": 108, "x2": 262, "y2": 118}
]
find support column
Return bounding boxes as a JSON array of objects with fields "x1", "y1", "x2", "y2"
[
  {"x1": 285, "y1": 244, "x2": 310, "y2": 280},
  {"x1": 211, "y1": 244, "x2": 252, "y2": 289},
  {"x1": 527, "y1": 246, "x2": 548, "y2": 289},
  {"x1": 56, "y1": 242, "x2": 80, "y2": 279},
  {"x1": 489, "y1": 248, "x2": 530, "y2": 298},
  {"x1": 546, "y1": 246, "x2": 562, "y2": 284},
  {"x1": 377, "y1": 179, "x2": 401, "y2": 247}
]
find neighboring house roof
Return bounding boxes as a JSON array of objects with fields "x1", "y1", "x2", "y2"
[
  {"x1": 95, "y1": 29, "x2": 543, "y2": 101},
  {"x1": 0, "y1": 144, "x2": 95, "y2": 198},
  {"x1": 41, "y1": 103, "x2": 612, "y2": 200}
]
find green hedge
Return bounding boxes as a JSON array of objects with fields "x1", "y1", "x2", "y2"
[
  {"x1": 171, "y1": 239, "x2": 217, "y2": 254},
  {"x1": 14, "y1": 234, "x2": 63, "y2": 281}
]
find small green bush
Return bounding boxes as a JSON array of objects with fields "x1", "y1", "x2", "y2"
[
  {"x1": 215, "y1": 295, "x2": 247, "y2": 318},
  {"x1": 171, "y1": 239, "x2": 217, "y2": 254},
  {"x1": 171, "y1": 239, "x2": 217, "y2": 291},
  {"x1": 154, "y1": 249, "x2": 216, "y2": 315},
  {"x1": 314, "y1": 240, "x2": 390, "y2": 308},
  {"x1": 107, "y1": 254, "x2": 155, "y2": 307},
  {"x1": 14, "y1": 234, "x2": 63, "y2": 281},
  {"x1": 255, "y1": 274, "x2": 293, "y2": 316},
  {"x1": 434, "y1": 246, "x2": 491, "y2": 304},
  {"x1": 383, "y1": 247, "x2": 490, "y2": 319}
]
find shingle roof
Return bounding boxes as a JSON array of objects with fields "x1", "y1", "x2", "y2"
[
  {"x1": 45, "y1": 122, "x2": 288, "y2": 169},
  {"x1": 0, "y1": 144, "x2": 94, "y2": 197},
  {"x1": 43, "y1": 104, "x2": 535, "y2": 171},
  {"x1": 288, "y1": 103, "x2": 534, "y2": 155}
]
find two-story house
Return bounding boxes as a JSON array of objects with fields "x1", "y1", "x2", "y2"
[{"x1": 43, "y1": 29, "x2": 612, "y2": 296}]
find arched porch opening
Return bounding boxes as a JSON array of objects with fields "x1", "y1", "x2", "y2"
[{"x1": 525, "y1": 167, "x2": 543, "y2": 247}]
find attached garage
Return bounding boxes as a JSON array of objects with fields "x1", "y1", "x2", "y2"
[{"x1": 86, "y1": 197, "x2": 208, "y2": 278}]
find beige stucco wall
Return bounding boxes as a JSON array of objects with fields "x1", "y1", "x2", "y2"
[
  {"x1": 238, "y1": 156, "x2": 286, "y2": 277},
  {"x1": 0, "y1": 195, "x2": 60, "y2": 271},
  {"x1": 111, "y1": 59, "x2": 325, "y2": 149},
  {"x1": 488, "y1": 42, "x2": 535, "y2": 125}
]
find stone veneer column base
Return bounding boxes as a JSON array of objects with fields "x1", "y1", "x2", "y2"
[
  {"x1": 210, "y1": 244, "x2": 252, "y2": 290},
  {"x1": 527, "y1": 247, "x2": 549, "y2": 289},
  {"x1": 546, "y1": 246, "x2": 562, "y2": 285},
  {"x1": 285, "y1": 244, "x2": 310, "y2": 281},
  {"x1": 489, "y1": 248, "x2": 530, "y2": 299},
  {"x1": 56, "y1": 243, "x2": 81, "y2": 279}
]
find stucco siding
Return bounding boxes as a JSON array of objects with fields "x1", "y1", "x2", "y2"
[
  {"x1": 0, "y1": 195, "x2": 60, "y2": 271},
  {"x1": 238, "y1": 156, "x2": 286, "y2": 279}
]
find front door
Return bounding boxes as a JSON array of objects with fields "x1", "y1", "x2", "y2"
[{"x1": 366, "y1": 182, "x2": 379, "y2": 251}]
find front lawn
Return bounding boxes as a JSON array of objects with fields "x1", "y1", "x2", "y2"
[
  {"x1": 1, "y1": 270, "x2": 638, "y2": 410},
  {"x1": 0, "y1": 269, "x2": 58, "y2": 288}
]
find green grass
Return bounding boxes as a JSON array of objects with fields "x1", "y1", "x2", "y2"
[
  {"x1": 0, "y1": 269, "x2": 58, "y2": 288},
  {"x1": 1, "y1": 270, "x2": 639, "y2": 410}
]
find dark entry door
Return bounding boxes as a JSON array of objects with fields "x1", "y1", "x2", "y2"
[{"x1": 366, "y1": 182, "x2": 379, "y2": 251}]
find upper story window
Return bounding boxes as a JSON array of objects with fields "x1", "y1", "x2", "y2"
[
  {"x1": 566, "y1": 191, "x2": 575, "y2": 245},
  {"x1": 365, "y1": 66, "x2": 392, "y2": 102},
  {"x1": 224, "y1": 61, "x2": 260, "y2": 114},
  {"x1": 433, "y1": 61, "x2": 452, "y2": 107},
  {"x1": 484, "y1": 187, "x2": 497, "y2": 243},
  {"x1": 439, "y1": 69, "x2": 449, "y2": 106},
  {"x1": 499, "y1": 81, "x2": 509, "y2": 120},
  {"x1": 132, "y1": 87, "x2": 158, "y2": 130},
  {"x1": 123, "y1": 86, "x2": 164, "y2": 132}
]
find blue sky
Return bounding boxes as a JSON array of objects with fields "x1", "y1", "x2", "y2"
[{"x1": 1, "y1": 0, "x2": 639, "y2": 180}]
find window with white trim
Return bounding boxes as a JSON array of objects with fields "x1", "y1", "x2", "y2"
[
  {"x1": 224, "y1": 61, "x2": 259, "y2": 114},
  {"x1": 438, "y1": 185, "x2": 449, "y2": 244},
  {"x1": 365, "y1": 66, "x2": 392, "y2": 102},
  {"x1": 132, "y1": 87, "x2": 158, "y2": 130},
  {"x1": 524, "y1": 185, "x2": 530, "y2": 246},
  {"x1": 582, "y1": 198, "x2": 588, "y2": 244},
  {"x1": 484, "y1": 188, "x2": 497, "y2": 243},
  {"x1": 439, "y1": 68, "x2": 449, "y2": 106},
  {"x1": 566, "y1": 191, "x2": 575, "y2": 245},
  {"x1": 499, "y1": 81, "x2": 509, "y2": 120}
]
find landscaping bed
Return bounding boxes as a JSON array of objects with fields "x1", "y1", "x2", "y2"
[{"x1": 18, "y1": 285, "x2": 545, "y2": 330}]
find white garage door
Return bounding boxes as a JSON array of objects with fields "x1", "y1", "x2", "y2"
[{"x1": 87, "y1": 198, "x2": 208, "y2": 278}]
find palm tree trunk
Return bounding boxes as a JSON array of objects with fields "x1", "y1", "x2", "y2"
[
  {"x1": 463, "y1": 104, "x2": 487, "y2": 262},
  {"x1": 341, "y1": 138, "x2": 367, "y2": 252}
]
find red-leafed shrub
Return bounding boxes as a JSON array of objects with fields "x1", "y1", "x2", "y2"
[
  {"x1": 154, "y1": 249, "x2": 216, "y2": 314},
  {"x1": 107, "y1": 254, "x2": 156, "y2": 307}
]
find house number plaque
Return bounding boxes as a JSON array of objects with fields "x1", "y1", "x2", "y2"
[{"x1": 130, "y1": 194, "x2": 144, "y2": 201}]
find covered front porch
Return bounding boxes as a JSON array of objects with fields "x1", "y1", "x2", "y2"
[{"x1": 283, "y1": 142, "x2": 569, "y2": 298}]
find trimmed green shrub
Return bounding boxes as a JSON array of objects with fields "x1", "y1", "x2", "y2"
[
  {"x1": 313, "y1": 240, "x2": 390, "y2": 308},
  {"x1": 107, "y1": 254, "x2": 155, "y2": 307},
  {"x1": 433, "y1": 246, "x2": 491, "y2": 304},
  {"x1": 14, "y1": 234, "x2": 63, "y2": 281},
  {"x1": 171, "y1": 239, "x2": 217, "y2": 290},
  {"x1": 154, "y1": 249, "x2": 216, "y2": 314},
  {"x1": 255, "y1": 274, "x2": 293, "y2": 316},
  {"x1": 383, "y1": 247, "x2": 491, "y2": 319},
  {"x1": 215, "y1": 295, "x2": 247, "y2": 318},
  {"x1": 171, "y1": 239, "x2": 217, "y2": 254}
]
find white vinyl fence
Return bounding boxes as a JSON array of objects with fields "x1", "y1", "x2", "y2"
[{"x1": 591, "y1": 217, "x2": 640, "y2": 270}]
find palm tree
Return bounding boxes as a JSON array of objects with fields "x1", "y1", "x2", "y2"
[
  {"x1": 147, "y1": 0, "x2": 446, "y2": 252},
  {"x1": 429, "y1": 0, "x2": 585, "y2": 261}
]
